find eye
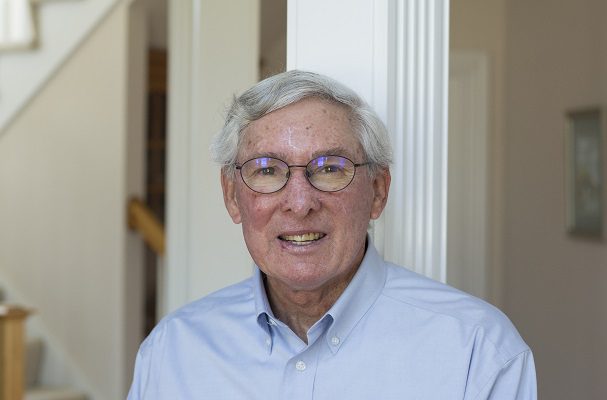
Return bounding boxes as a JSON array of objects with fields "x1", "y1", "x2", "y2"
[
  {"x1": 319, "y1": 164, "x2": 343, "y2": 174},
  {"x1": 257, "y1": 167, "x2": 275, "y2": 176}
]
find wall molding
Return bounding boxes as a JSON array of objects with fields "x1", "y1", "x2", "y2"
[{"x1": 382, "y1": 0, "x2": 450, "y2": 281}]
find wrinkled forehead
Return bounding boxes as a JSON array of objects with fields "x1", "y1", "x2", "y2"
[{"x1": 237, "y1": 98, "x2": 363, "y2": 161}]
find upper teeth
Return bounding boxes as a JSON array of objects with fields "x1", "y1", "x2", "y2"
[{"x1": 281, "y1": 233, "x2": 323, "y2": 242}]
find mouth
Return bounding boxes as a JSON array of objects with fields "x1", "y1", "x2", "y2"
[{"x1": 278, "y1": 232, "x2": 326, "y2": 246}]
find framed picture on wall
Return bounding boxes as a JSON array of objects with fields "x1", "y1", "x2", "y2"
[{"x1": 566, "y1": 108, "x2": 603, "y2": 237}]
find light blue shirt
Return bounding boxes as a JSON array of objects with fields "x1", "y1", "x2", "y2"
[{"x1": 128, "y1": 243, "x2": 536, "y2": 399}]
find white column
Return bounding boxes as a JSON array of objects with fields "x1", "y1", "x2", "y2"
[{"x1": 288, "y1": 0, "x2": 449, "y2": 281}]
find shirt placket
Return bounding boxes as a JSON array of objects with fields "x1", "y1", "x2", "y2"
[{"x1": 279, "y1": 337, "x2": 323, "y2": 400}]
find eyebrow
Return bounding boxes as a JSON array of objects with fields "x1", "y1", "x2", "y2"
[
  {"x1": 243, "y1": 147, "x2": 356, "y2": 163},
  {"x1": 311, "y1": 147, "x2": 353, "y2": 159},
  {"x1": 244, "y1": 151, "x2": 286, "y2": 160}
]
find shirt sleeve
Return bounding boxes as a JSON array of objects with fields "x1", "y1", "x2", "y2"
[
  {"x1": 126, "y1": 347, "x2": 147, "y2": 400},
  {"x1": 473, "y1": 350, "x2": 537, "y2": 400},
  {"x1": 126, "y1": 332, "x2": 159, "y2": 400}
]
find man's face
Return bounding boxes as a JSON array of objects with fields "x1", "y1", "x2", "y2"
[{"x1": 222, "y1": 98, "x2": 390, "y2": 293}]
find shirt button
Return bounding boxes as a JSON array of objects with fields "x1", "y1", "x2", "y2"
[
  {"x1": 268, "y1": 319, "x2": 277, "y2": 326},
  {"x1": 295, "y1": 360, "x2": 306, "y2": 371},
  {"x1": 265, "y1": 338, "x2": 271, "y2": 346},
  {"x1": 331, "y1": 336, "x2": 340, "y2": 346}
]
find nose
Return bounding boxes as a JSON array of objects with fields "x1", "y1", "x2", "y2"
[{"x1": 280, "y1": 167, "x2": 321, "y2": 217}]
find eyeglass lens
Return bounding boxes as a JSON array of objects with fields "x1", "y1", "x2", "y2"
[{"x1": 238, "y1": 156, "x2": 358, "y2": 194}]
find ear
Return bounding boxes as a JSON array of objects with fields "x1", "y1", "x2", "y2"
[
  {"x1": 370, "y1": 168, "x2": 391, "y2": 220},
  {"x1": 221, "y1": 170, "x2": 242, "y2": 224}
]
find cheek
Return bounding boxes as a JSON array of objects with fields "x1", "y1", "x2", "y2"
[
  {"x1": 329, "y1": 196, "x2": 372, "y2": 238},
  {"x1": 236, "y1": 191, "x2": 275, "y2": 231},
  {"x1": 343, "y1": 183, "x2": 375, "y2": 217}
]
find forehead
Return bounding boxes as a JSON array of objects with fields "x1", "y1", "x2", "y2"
[{"x1": 239, "y1": 98, "x2": 363, "y2": 160}]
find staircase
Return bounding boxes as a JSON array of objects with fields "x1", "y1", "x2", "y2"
[
  {"x1": 24, "y1": 341, "x2": 87, "y2": 400},
  {"x1": 0, "y1": 0, "x2": 121, "y2": 132},
  {"x1": 0, "y1": 291, "x2": 86, "y2": 400},
  {"x1": 1, "y1": 2, "x2": 129, "y2": 399}
]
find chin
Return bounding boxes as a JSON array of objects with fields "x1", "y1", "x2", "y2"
[{"x1": 271, "y1": 267, "x2": 332, "y2": 291}]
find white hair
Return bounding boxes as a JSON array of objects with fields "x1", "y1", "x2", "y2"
[{"x1": 210, "y1": 70, "x2": 392, "y2": 177}]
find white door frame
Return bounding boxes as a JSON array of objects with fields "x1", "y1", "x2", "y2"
[
  {"x1": 164, "y1": 0, "x2": 259, "y2": 314},
  {"x1": 447, "y1": 51, "x2": 489, "y2": 299}
]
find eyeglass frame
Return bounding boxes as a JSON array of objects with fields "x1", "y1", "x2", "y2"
[{"x1": 234, "y1": 155, "x2": 370, "y2": 194}]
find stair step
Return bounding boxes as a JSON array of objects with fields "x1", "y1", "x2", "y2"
[
  {"x1": 26, "y1": 388, "x2": 87, "y2": 400},
  {"x1": 25, "y1": 339, "x2": 87, "y2": 399}
]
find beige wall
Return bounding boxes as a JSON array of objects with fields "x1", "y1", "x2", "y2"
[
  {"x1": 504, "y1": 0, "x2": 607, "y2": 398},
  {"x1": 452, "y1": 0, "x2": 607, "y2": 398},
  {"x1": 0, "y1": 2, "x2": 144, "y2": 399}
]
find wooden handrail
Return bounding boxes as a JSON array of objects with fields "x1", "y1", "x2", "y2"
[
  {"x1": 128, "y1": 198, "x2": 166, "y2": 256},
  {"x1": 0, "y1": 304, "x2": 32, "y2": 400}
]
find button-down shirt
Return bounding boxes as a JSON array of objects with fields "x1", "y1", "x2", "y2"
[{"x1": 127, "y1": 243, "x2": 536, "y2": 399}]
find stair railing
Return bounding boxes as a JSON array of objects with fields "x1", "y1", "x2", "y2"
[{"x1": 128, "y1": 197, "x2": 165, "y2": 256}]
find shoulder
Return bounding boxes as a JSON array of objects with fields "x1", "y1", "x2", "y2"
[
  {"x1": 138, "y1": 277, "x2": 255, "y2": 353},
  {"x1": 128, "y1": 277, "x2": 260, "y2": 397},
  {"x1": 379, "y1": 261, "x2": 529, "y2": 362}
]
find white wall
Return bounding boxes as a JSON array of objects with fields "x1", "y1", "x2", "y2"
[
  {"x1": 503, "y1": 0, "x2": 607, "y2": 398},
  {"x1": 0, "y1": 2, "x2": 145, "y2": 399},
  {"x1": 166, "y1": 0, "x2": 260, "y2": 312}
]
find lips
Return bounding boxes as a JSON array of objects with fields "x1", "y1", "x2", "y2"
[{"x1": 278, "y1": 232, "x2": 326, "y2": 245}]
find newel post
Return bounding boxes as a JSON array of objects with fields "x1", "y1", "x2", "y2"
[{"x1": 0, "y1": 305, "x2": 31, "y2": 400}]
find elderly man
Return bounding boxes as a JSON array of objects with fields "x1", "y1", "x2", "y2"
[{"x1": 128, "y1": 71, "x2": 536, "y2": 399}]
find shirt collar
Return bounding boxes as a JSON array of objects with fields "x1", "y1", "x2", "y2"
[
  {"x1": 253, "y1": 267, "x2": 274, "y2": 328},
  {"x1": 323, "y1": 239, "x2": 387, "y2": 353},
  {"x1": 252, "y1": 237, "x2": 387, "y2": 353}
]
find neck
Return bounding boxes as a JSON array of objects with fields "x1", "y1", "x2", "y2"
[{"x1": 264, "y1": 265, "x2": 358, "y2": 344}]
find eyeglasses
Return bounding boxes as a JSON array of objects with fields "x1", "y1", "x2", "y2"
[{"x1": 235, "y1": 155, "x2": 369, "y2": 194}]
